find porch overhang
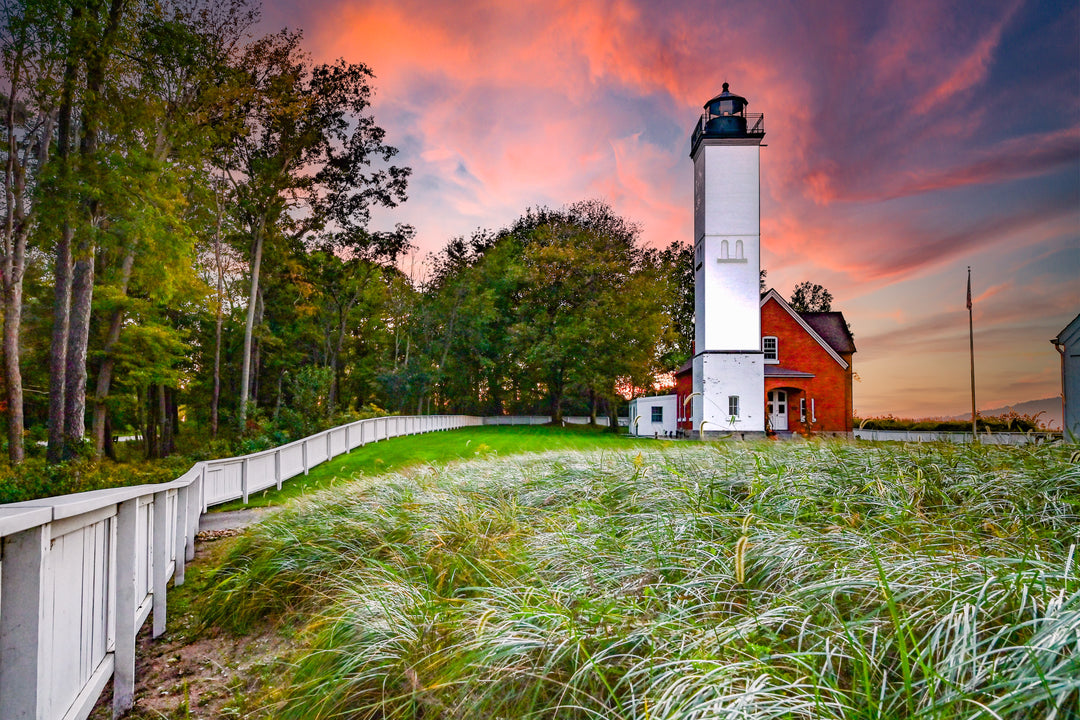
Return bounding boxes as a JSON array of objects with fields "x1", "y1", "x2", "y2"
[{"x1": 764, "y1": 366, "x2": 815, "y2": 378}]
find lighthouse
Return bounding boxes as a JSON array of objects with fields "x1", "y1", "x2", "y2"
[{"x1": 690, "y1": 83, "x2": 766, "y2": 436}]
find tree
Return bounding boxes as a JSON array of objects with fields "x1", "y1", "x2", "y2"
[
  {"x1": 0, "y1": 0, "x2": 65, "y2": 462},
  {"x1": 655, "y1": 241, "x2": 693, "y2": 369},
  {"x1": 790, "y1": 281, "x2": 833, "y2": 312},
  {"x1": 223, "y1": 30, "x2": 409, "y2": 430},
  {"x1": 416, "y1": 201, "x2": 674, "y2": 423}
]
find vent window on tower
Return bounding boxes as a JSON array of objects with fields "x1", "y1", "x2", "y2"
[
  {"x1": 720, "y1": 239, "x2": 729, "y2": 259},
  {"x1": 735, "y1": 239, "x2": 744, "y2": 259},
  {"x1": 763, "y1": 336, "x2": 779, "y2": 363}
]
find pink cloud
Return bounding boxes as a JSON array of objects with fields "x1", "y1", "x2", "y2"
[{"x1": 265, "y1": 0, "x2": 1077, "y2": 417}]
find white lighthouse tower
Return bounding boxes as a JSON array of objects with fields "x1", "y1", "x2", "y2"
[{"x1": 690, "y1": 83, "x2": 766, "y2": 436}]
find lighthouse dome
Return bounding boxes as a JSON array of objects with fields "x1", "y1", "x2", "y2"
[{"x1": 704, "y1": 82, "x2": 748, "y2": 117}]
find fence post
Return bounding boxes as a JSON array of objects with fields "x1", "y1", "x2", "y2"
[
  {"x1": 0, "y1": 523, "x2": 52, "y2": 720},
  {"x1": 275, "y1": 449, "x2": 282, "y2": 490},
  {"x1": 187, "y1": 471, "x2": 201, "y2": 561},
  {"x1": 152, "y1": 490, "x2": 169, "y2": 638},
  {"x1": 114, "y1": 497, "x2": 139, "y2": 715},
  {"x1": 201, "y1": 463, "x2": 209, "y2": 514},
  {"x1": 302, "y1": 439, "x2": 309, "y2": 475},
  {"x1": 173, "y1": 487, "x2": 187, "y2": 586},
  {"x1": 326, "y1": 430, "x2": 332, "y2": 460},
  {"x1": 241, "y1": 457, "x2": 250, "y2": 504}
]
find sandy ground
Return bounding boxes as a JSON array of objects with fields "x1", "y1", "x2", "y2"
[
  {"x1": 198, "y1": 507, "x2": 272, "y2": 533},
  {"x1": 88, "y1": 509, "x2": 292, "y2": 719}
]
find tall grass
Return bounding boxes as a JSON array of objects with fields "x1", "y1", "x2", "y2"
[{"x1": 205, "y1": 440, "x2": 1079, "y2": 719}]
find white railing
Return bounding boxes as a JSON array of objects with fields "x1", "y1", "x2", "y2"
[
  {"x1": 0, "y1": 413, "x2": 493, "y2": 720},
  {"x1": 853, "y1": 428, "x2": 1061, "y2": 445}
]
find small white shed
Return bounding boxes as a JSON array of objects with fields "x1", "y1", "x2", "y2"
[
  {"x1": 628, "y1": 394, "x2": 678, "y2": 437},
  {"x1": 1053, "y1": 312, "x2": 1080, "y2": 440}
]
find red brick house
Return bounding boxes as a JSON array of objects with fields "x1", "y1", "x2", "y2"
[{"x1": 676, "y1": 289, "x2": 856, "y2": 435}]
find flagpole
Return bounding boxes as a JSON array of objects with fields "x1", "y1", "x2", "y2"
[{"x1": 967, "y1": 266, "x2": 976, "y2": 439}]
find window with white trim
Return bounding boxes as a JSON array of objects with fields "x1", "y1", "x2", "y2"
[
  {"x1": 651, "y1": 406, "x2": 663, "y2": 423},
  {"x1": 762, "y1": 336, "x2": 778, "y2": 363},
  {"x1": 728, "y1": 395, "x2": 740, "y2": 418},
  {"x1": 800, "y1": 398, "x2": 807, "y2": 423}
]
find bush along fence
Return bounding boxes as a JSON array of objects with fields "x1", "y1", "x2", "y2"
[{"x1": 0, "y1": 414, "x2": 483, "y2": 720}]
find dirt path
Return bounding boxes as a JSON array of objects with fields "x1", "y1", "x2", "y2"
[
  {"x1": 198, "y1": 507, "x2": 271, "y2": 534},
  {"x1": 88, "y1": 509, "x2": 291, "y2": 719}
]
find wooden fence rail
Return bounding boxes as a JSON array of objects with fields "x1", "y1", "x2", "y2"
[{"x1": 0, "y1": 413, "x2": 493, "y2": 720}]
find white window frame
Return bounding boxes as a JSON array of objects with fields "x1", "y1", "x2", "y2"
[
  {"x1": 762, "y1": 336, "x2": 779, "y2": 363},
  {"x1": 800, "y1": 398, "x2": 807, "y2": 423},
  {"x1": 728, "y1": 395, "x2": 740, "y2": 418}
]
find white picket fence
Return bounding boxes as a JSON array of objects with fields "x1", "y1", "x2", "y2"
[{"x1": 0, "y1": 413, "x2": 486, "y2": 720}]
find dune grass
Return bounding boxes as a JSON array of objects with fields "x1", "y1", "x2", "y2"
[
  {"x1": 205, "y1": 439, "x2": 1079, "y2": 719},
  {"x1": 216, "y1": 423, "x2": 655, "y2": 510}
]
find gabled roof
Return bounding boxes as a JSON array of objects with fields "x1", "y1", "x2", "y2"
[
  {"x1": 799, "y1": 312, "x2": 856, "y2": 354},
  {"x1": 1053, "y1": 312, "x2": 1080, "y2": 346},
  {"x1": 760, "y1": 289, "x2": 849, "y2": 370}
]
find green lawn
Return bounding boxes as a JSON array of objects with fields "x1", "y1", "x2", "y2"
[{"x1": 216, "y1": 423, "x2": 658, "y2": 510}]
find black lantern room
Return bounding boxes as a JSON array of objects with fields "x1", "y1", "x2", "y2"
[
  {"x1": 705, "y1": 83, "x2": 749, "y2": 134},
  {"x1": 690, "y1": 82, "x2": 765, "y2": 155}
]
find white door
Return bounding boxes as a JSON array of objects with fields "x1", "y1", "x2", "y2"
[{"x1": 768, "y1": 390, "x2": 788, "y2": 431}]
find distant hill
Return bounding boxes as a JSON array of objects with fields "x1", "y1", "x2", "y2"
[{"x1": 946, "y1": 397, "x2": 1062, "y2": 430}]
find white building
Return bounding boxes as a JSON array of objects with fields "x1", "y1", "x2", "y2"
[
  {"x1": 627, "y1": 394, "x2": 678, "y2": 437},
  {"x1": 690, "y1": 83, "x2": 767, "y2": 437},
  {"x1": 1052, "y1": 312, "x2": 1080, "y2": 440}
]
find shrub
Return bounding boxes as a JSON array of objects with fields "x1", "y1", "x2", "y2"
[{"x1": 856, "y1": 411, "x2": 1051, "y2": 433}]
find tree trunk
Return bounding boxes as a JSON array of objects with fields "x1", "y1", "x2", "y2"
[
  {"x1": 211, "y1": 208, "x2": 224, "y2": 437},
  {"x1": 63, "y1": 248, "x2": 95, "y2": 448},
  {"x1": 46, "y1": 14, "x2": 81, "y2": 463},
  {"x1": 606, "y1": 396, "x2": 619, "y2": 434},
  {"x1": 158, "y1": 384, "x2": 170, "y2": 457},
  {"x1": 62, "y1": 0, "x2": 125, "y2": 455},
  {"x1": 549, "y1": 371, "x2": 565, "y2": 424},
  {"x1": 141, "y1": 385, "x2": 155, "y2": 458},
  {"x1": 2, "y1": 34, "x2": 27, "y2": 465},
  {"x1": 238, "y1": 220, "x2": 264, "y2": 430},
  {"x1": 91, "y1": 251, "x2": 135, "y2": 456},
  {"x1": 273, "y1": 372, "x2": 283, "y2": 420},
  {"x1": 328, "y1": 309, "x2": 347, "y2": 414},
  {"x1": 251, "y1": 288, "x2": 263, "y2": 413},
  {"x1": 103, "y1": 414, "x2": 115, "y2": 460}
]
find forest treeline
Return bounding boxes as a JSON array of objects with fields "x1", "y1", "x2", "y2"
[{"x1": 0, "y1": 0, "x2": 695, "y2": 472}]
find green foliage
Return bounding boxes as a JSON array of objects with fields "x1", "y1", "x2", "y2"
[
  {"x1": 406, "y1": 200, "x2": 676, "y2": 419},
  {"x1": 204, "y1": 441, "x2": 1079, "y2": 719},
  {"x1": 857, "y1": 411, "x2": 1052, "y2": 432},
  {"x1": 0, "y1": 454, "x2": 194, "y2": 504},
  {"x1": 790, "y1": 280, "x2": 834, "y2": 312}
]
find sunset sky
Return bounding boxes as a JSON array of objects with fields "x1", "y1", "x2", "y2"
[{"x1": 264, "y1": 0, "x2": 1079, "y2": 421}]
